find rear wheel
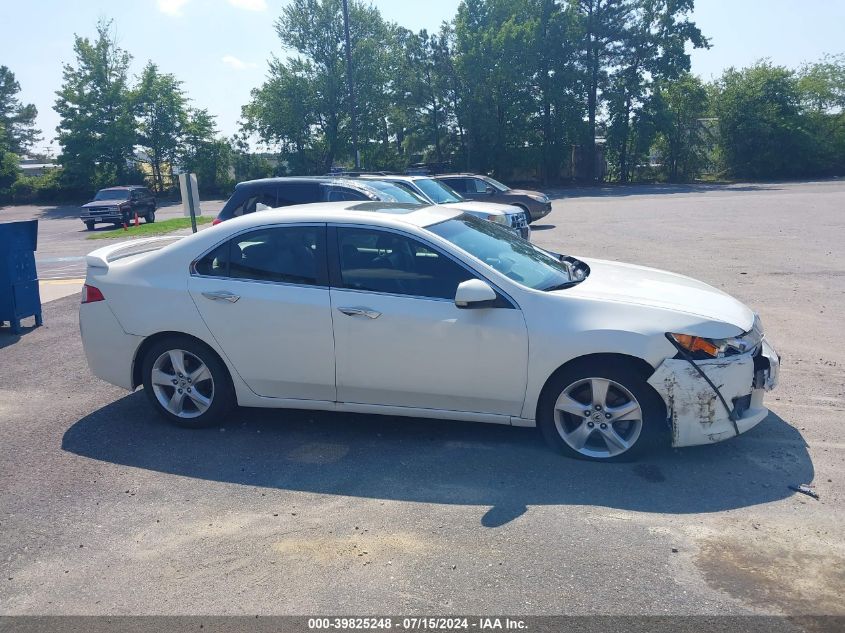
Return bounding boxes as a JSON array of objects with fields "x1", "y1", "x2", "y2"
[
  {"x1": 145, "y1": 209, "x2": 156, "y2": 223},
  {"x1": 141, "y1": 337, "x2": 235, "y2": 428},
  {"x1": 538, "y1": 359, "x2": 665, "y2": 461}
]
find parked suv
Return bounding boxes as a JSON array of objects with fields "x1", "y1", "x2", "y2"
[
  {"x1": 436, "y1": 174, "x2": 551, "y2": 224},
  {"x1": 80, "y1": 186, "x2": 157, "y2": 230},
  {"x1": 355, "y1": 174, "x2": 530, "y2": 240}
]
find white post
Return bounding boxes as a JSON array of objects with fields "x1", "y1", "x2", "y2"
[{"x1": 178, "y1": 173, "x2": 202, "y2": 233}]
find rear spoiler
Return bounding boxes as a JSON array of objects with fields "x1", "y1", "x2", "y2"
[{"x1": 86, "y1": 236, "x2": 184, "y2": 269}]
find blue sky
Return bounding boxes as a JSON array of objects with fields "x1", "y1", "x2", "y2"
[{"x1": 3, "y1": 0, "x2": 844, "y2": 155}]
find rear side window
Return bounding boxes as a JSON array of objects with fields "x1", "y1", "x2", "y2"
[
  {"x1": 222, "y1": 187, "x2": 278, "y2": 219},
  {"x1": 442, "y1": 178, "x2": 467, "y2": 193},
  {"x1": 194, "y1": 243, "x2": 229, "y2": 276},
  {"x1": 277, "y1": 182, "x2": 321, "y2": 206},
  {"x1": 230, "y1": 226, "x2": 323, "y2": 285}
]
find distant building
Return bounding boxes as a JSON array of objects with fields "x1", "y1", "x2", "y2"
[{"x1": 19, "y1": 158, "x2": 59, "y2": 178}]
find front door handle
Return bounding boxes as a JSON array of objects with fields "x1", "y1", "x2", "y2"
[
  {"x1": 337, "y1": 306, "x2": 381, "y2": 319},
  {"x1": 202, "y1": 290, "x2": 240, "y2": 303}
]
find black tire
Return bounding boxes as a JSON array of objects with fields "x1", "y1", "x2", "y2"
[
  {"x1": 141, "y1": 336, "x2": 235, "y2": 429},
  {"x1": 538, "y1": 357, "x2": 666, "y2": 462},
  {"x1": 145, "y1": 209, "x2": 156, "y2": 223},
  {"x1": 85, "y1": 221, "x2": 95, "y2": 231}
]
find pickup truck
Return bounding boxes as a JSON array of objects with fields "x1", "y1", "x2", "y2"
[{"x1": 80, "y1": 186, "x2": 157, "y2": 230}]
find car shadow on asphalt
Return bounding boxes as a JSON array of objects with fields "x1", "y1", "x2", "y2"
[{"x1": 62, "y1": 392, "x2": 813, "y2": 527}]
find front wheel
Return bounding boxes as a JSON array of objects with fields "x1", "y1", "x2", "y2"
[
  {"x1": 145, "y1": 209, "x2": 156, "y2": 223},
  {"x1": 141, "y1": 337, "x2": 235, "y2": 428},
  {"x1": 85, "y1": 221, "x2": 95, "y2": 231},
  {"x1": 538, "y1": 359, "x2": 665, "y2": 461}
]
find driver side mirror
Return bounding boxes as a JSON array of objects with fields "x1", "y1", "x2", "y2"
[
  {"x1": 455, "y1": 279, "x2": 498, "y2": 309},
  {"x1": 484, "y1": 184, "x2": 495, "y2": 195}
]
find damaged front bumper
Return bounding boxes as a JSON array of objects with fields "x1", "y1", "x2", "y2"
[{"x1": 647, "y1": 339, "x2": 780, "y2": 447}]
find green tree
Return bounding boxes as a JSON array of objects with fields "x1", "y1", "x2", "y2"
[
  {"x1": 454, "y1": 0, "x2": 537, "y2": 175},
  {"x1": 54, "y1": 20, "x2": 137, "y2": 192},
  {"x1": 245, "y1": 0, "x2": 395, "y2": 173},
  {"x1": 714, "y1": 61, "x2": 814, "y2": 179},
  {"x1": 0, "y1": 66, "x2": 40, "y2": 155},
  {"x1": 242, "y1": 58, "x2": 319, "y2": 174},
  {"x1": 797, "y1": 55, "x2": 845, "y2": 176},
  {"x1": 0, "y1": 134, "x2": 20, "y2": 193},
  {"x1": 651, "y1": 73, "x2": 710, "y2": 181},
  {"x1": 604, "y1": 0, "x2": 708, "y2": 182},
  {"x1": 180, "y1": 109, "x2": 233, "y2": 195},
  {"x1": 798, "y1": 54, "x2": 845, "y2": 112},
  {"x1": 570, "y1": 0, "x2": 633, "y2": 181},
  {"x1": 134, "y1": 62, "x2": 189, "y2": 192}
]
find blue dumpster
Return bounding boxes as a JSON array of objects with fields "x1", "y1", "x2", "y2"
[{"x1": 0, "y1": 219, "x2": 42, "y2": 334}]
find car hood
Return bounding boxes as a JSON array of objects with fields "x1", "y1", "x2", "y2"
[
  {"x1": 442, "y1": 200, "x2": 521, "y2": 215},
  {"x1": 82, "y1": 200, "x2": 125, "y2": 208},
  {"x1": 509, "y1": 188, "x2": 544, "y2": 198},
  {"x1": 564, "y1": 257, "x2": 755, "y2": 332}
]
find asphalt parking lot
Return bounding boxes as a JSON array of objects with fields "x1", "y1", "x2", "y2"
[
  {"x1": 1, "y1": 180, "x2": 843, "y2": 616},
  {"x1": 0, "y1": 199, "x2": 225, "y2": 280}
]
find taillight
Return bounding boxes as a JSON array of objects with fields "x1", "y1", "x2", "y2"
[
  {"x1": 212, "y1": 217, "x2": 223, "y2": 226},
  {"x1": 81, "y1": 284, "x2": 105, "y2": 304}
]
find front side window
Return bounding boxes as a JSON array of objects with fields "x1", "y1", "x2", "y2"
[
  {"x1": 337, "y1": 227, "x2": 472, "y2": 299},
  {"x1": 195, "y1": 226, "x2": 324, "y2": 286},
  {"x1": 428, "y1": 214, "x2": 573, "y2": 291},
  {"x1": 412, "y1": 178, "x2": 464, "y2": 204}
]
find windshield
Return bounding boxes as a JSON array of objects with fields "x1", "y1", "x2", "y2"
[
  {"x1": 428, "y1": 214, "x2": 575, "y2": 291},
  {"x1": 414, "y1": 178, "x2": 464, "y2": 204},
  {"x1": 365, "y1": 181, "x2": 428, "y2": 204},
  {"x1": 482, "y1": 176, "x2": 510, "y2": 192},
  {"x1": 94, "y1": 190, "x2": 130, "y2": 201}
]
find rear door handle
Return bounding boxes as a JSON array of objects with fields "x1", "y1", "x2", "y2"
[
  {"x1": 337, "y1": 306, "x2": 381, "y2": 319},
  {"x1": 202, "y1": 290, "x2": 240, "y2": 303}
]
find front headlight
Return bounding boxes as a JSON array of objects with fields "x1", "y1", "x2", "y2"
[
  {"x1": 669, "y1": 315, "x2": 763, "y2": 359},
  {"x1": 529, "y1": 194, "x2": 549, "y2": 203},
  {"x1": 486, "y1": 213, "x2": 508, "y2": 225}
]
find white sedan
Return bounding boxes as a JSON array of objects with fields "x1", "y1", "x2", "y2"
[{"x1": 80, "y1": 202, "x2": 779, "y2": 461}]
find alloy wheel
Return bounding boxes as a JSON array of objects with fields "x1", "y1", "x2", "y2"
[
  {"x1": 150, "y1": 349, "x2": 215, "y2": 419},
  {"x1": 553, "y1": 377, "x2": 643, "y2": 458}
]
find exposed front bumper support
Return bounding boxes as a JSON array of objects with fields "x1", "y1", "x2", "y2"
[{"x1": 647, "y1": 340, "x2": 780, "y2": 447}]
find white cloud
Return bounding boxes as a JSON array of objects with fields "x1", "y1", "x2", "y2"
[
  {"x1": 157, "y1": 0, "x2": 191, "y2": 16},
  {"x1": 227, "y1": 0, "x2": 268, "y2": 10},
  {"x1": 222, "y1": 55, "x2": 258, "y2": 70}
]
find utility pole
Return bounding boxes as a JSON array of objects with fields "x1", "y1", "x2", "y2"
[{"x1": 342, "y1": 0, "x2": 360, "y2": 169}]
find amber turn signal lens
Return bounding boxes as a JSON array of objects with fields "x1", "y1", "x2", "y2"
[{"x1": 670, "y1": 333, "x2": 720, "y2": 357}]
